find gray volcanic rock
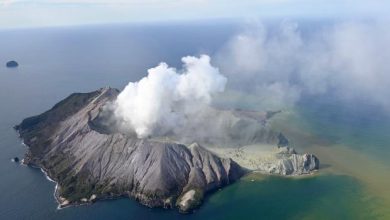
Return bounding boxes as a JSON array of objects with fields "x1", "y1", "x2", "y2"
[
  {"x1": 15, "y1": 87, "x2": 319, "y2": 212},
  {"x1": 211, "y1": 145, "x2": 319, "y2": 176},
  {"x1": 261, "y1": 147, "x2": 319, "y2": 175},
  {"x1": 11, "y1": 157, "x2": 20, "y2": 163},
  {"x1": 15, "y1": 87, "x2": 246, "y2": 213},
  {"x1": 6, "y1": 60, "x2": 18, "y2": 68}
]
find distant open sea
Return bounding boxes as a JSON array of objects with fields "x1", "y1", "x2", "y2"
[{"x1": 0, "y1": 21, "x2": 389, "y2": 219}]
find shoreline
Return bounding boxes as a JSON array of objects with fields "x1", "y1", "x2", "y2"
[
  {"x1": 20, "y1": 139, "x2": 97, "y2": 210},
  {"x1": 18, "y1": 137, "x2": 318, "y2": 211},
  {"x1": 210, "y1": 144, "x2": 319, "y2": 175}
]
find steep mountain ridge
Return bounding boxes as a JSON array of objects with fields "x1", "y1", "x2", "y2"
[{"x1": 15, "y1": 87, "x2": 318, "y2": 213}]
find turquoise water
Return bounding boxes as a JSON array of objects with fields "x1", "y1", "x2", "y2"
[
  {"x1": 196, "y1": 175, "x2": 377, "y2": 220},
  {"x1": 1, "y1": 165, "x2": 378, "y2": 220},
  {"x1": 0, "y1": 23, "x2": 389, "y2": 219},
  {"x1": 298, "y1": 95, "x2": 390, "y2": 163}
]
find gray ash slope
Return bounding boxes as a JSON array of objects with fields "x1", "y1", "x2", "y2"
[
  {"x1": 15, "y1": 87, "x2": 318, "y2": 213},
  {"x1": 15, "y1": 87, "x2": 246, "y2": 212}
]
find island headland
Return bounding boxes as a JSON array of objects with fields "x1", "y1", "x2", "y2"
[{"x1": 15, "y1": 87, "x2": 319, "y2": 213}]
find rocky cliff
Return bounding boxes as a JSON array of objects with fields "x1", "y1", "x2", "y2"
[
  {"x1": 15, "y1": 87, "x2": 319, "y2": 213},
  {"x1": 15, "y1": 87, "x2": 246, "y2": 213}
]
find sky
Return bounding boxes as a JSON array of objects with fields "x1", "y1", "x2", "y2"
[{"x1": 0, "y1": 0, "x2": 389, "y2": 28}]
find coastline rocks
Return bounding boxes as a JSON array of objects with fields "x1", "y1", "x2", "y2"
[
  {"x1": 263, "y1": 148, "x2": 319, "y2": 175},
  {"x1": 6, "y1": 61, "x2": 18, "y2": 68},
  {"x1": 15, "y1": 87, "x2": 319, "y2": 213},
  {"x1": 11, "y1": 157, "x2": 20, "y2": 163},
  {"x1": 58, "y1": 197, "x2": 70, "y2": 207},
  {"x1": 89, "y1": 194, "x2": 97, "y2": 202},
  {"x1": 211, "y1": 145, "x2": 319, "y2": 175},
  {"x1": 176, "y1": 189, "x2": 203, "y2": 213},
  {"x1": 15, "y1": 87, "x2": 247, "y2": 213}
]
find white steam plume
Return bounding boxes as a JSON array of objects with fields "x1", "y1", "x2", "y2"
[
  {"x1": 114, "y1": 54, "x2": 227, "y2": 138},
  {"x1": 216, "y1": 20, "x2": 390, "y2": 111}
]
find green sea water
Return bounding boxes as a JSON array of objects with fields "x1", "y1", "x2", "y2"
[
  {"x1": 193, "y1": 174, "x2": 378, "y2": 220},
  {"x1": 1, "y1": 23, "x2": 389, "y2": 220},
  {"x1": 267, "y1": 97, "x2": 390, "y2": 219},
  {"x1": 2, "y1": 93, "x2": 387, "y2": 220}
]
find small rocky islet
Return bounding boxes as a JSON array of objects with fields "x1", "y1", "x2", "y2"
[
  {"x1": 14, "y1": 87, "x2": 319, "y2": 213},
  {"x1": 6, "y1": 60, "x2": 19, "y2": 68}
]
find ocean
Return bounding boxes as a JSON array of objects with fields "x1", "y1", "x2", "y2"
[{"x1": 0, "y1": 21, "x2": 389, "y2": 219}]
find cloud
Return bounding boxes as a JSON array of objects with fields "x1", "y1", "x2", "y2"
[
  {"x1": 0, "y1": 0, "x2": 208, "y2": 7},
  {"x1": 114, "y1": 54, "x2": 227, "y2": 138},
  {"x1": 1, "y1": 0, "x2": 389, "y2": 28},
  {"x1": 111, "y1": 54, "x2": 278, "y2": 146},
  {"x1": 215, "y1": 20, "x2": 390, "y2": 110},
  {"x1": 215, "y1": 20, "x2": 303, "y2": 109}
]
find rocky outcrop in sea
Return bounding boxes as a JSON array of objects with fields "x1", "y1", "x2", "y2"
[{"x1": 6, "y1": 60, "x2": 18, "y2": 68}]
